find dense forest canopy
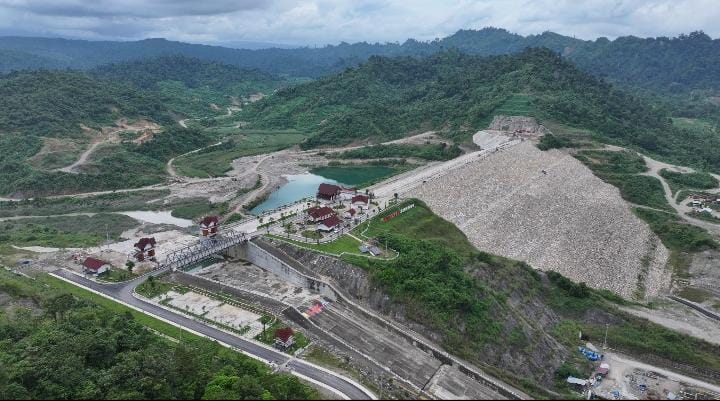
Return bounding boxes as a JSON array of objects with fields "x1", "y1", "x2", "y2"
[
  {"x1": 0, "y1": 271, "x2": 317, "y2": 400},
  {"x1": 239, "y1": 48, "x2": 720, "y2": 172},
  {"x1": 2, "y1": 28, "x2": 720, "y2": 93},
  {"x1": 90, "y1": 55, "x2": 283, "y2": 91},
  {"x1": 0, "y1": 70, "x2": 172, "y2": 137}
]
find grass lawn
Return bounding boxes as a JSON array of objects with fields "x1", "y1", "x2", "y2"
[
  {"x1": 301, "y1": 230, "x2": 322, "y2": 239},
  {"x1": 174, "y1": 132, "x2": 307, "y2": 177},
  {"x1": 97, "y1": 268, "x2": 137, "y2": 283},
  {"x1": 255, "y1": 320, "x2": 310, "y2": 354},
  {"x1": 355, "y1": 199, "x2": 475, "y2": 256},
  {"x1": 268, "y1": 234, "x2": 365, "y2": 256}
]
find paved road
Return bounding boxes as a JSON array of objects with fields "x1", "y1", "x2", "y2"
[{"x1": 51, "y1": 269, "x2": 374, "y2": 400}]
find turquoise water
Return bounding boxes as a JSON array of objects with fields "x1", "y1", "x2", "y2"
[{"x1": 250, "y1": 173, "x2": 347, "y2": 215}]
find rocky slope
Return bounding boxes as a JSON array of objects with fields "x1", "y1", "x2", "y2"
[{"x1": 405, "y1": 140, "x2": 671, "y2": 299}]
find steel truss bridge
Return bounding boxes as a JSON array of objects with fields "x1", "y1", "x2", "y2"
[{"x1": 159, "y1": 218, "x2": 254, "y2": 271}]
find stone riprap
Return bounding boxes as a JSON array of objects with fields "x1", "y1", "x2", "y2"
[{"x1": 406, "y1": 140, "x2": 671, "y2": 299}]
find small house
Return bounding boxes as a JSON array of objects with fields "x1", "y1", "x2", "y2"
[
  {"x1": 83, "y1": 257, "x2": 110, "y2": 275},
  {"x1": 317, "y1": 183, "x2": 341, "y2": 201},
  {"x1": 317, "y1": 215, "x2": 341, "y2": 232},
  {"x1": 368, "y1": 246, "x2": 382, "y2": 256},
  {"x1": 134, "y1": 237, "x2": 156, "y2": 262},
  {"x1": 200, "y1": 216, "x2": 220, "y2": 237},
  {"x1": 307, "y1": 206, "x2": 335, "y2": 223},
  {"x1": 596, "y1": 363, "x2": 610, "y2": 377},
  {"x1": 343, "y1": 208, "x2": 357, "y2": 219},
  {"x1": 274, "y1": 327, "x2": 295, "y2": 350},
  {"x1": 352, "y1": 194, "x2": 370, "y2": 209}
]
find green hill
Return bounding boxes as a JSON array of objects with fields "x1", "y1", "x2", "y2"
[
  {"x1": 239, "y1": 48, "x2": 720, "y2": 172},
  {"x1": 90, "y1": 55, "x2": 282, "y2": 91},
  {"x1": 2, "y1": 28, "x2": 720, "y2": 92},
  {"x1": 0, "y1": 70, "x2": 172, "y2": 137},
  {"x1": 90, "y1": 55, "x2": 291, "y2": 118}
]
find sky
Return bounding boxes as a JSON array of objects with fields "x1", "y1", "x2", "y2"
[{"x1": 0, "y1": 0, "x2": 717, "y2": 47}]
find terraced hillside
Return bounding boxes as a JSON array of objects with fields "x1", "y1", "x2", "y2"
[{"x1": 407, "y1": 139, "x2": 671, "y2": 299}]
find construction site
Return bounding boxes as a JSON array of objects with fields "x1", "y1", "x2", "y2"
[{"x1": 9, "y1": 115, "x2": 720, "y2": 400}]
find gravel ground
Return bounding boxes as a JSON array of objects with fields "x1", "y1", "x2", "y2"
[{"x1": 406, "y1": 141, "x2": 671, "y2": 299}]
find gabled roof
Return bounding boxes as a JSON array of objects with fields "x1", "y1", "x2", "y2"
[
  {"x1": 200, "y1": 215, "x2": 220, "y2": 227},
  {"x1": 274, "y1": 327, "x2": 294, "y2": 342},
  {"x1": 307, "y1": 206, "x2": 334, "y2": 219},
  {"x1": 346, "y1": 208, "x2": 356, "y2": 216},
  {"x1": 352, "y1": 194, "x2": 369, "y2": 204},
  {"x1": 83, "y1": 257, "x2": 109, "y2": 271},
  {"x1": 134, "y1": 237, "x2": 156, "y2": 251},
  {"x1": 317, "y1": 183, "x2": 341, "y2": 196},
  {"x1": 320, "y1": 215, "x2": 341, "y2": 228}
]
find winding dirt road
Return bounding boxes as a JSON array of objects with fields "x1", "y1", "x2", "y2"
[
  {"x1": 641, "y1": 154, "x2": 720, "y2": 236},
  {"x1": 57, "y1": 139, "x2": 104, "y2": 173}
]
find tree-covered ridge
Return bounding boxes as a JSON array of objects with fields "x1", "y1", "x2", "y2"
[
  {"x1": 240, "y1": 48, "x2": 720, "y2": 171},
  {"x1": 567, "y1": 31, "x2": 720, "y2": 93},
  {"x1": 0, "y1": 70, "x2": 172, "y2": 137},
  {"x1": 90, "y1": 55, "x2": 283, "y2": 91},
  {"x1": 2, "y1": 28, "x2": 720, "y2": 92}
]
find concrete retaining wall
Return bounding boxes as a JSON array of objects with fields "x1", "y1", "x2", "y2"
[
  {"x1": 225, "y1": 241, "x2": 338, "y2": 301},
  {"x1": 226, "y1": 239, "x2": 526, "y2": 400}
]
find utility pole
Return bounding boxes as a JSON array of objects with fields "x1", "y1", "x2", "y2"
[{"x1": 603, "y1": 323, "x2": 609, "y2": 350}]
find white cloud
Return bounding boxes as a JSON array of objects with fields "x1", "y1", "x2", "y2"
[{"x1": 0, "y1": 0, "x2": 717, "y2": 45}]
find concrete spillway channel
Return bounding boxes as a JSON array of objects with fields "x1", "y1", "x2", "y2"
[{"x1": 214, "y1": 238, "x2": 528, "y2": 399}]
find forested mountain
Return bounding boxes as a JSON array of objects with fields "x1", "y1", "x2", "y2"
[
  {"x1": 90, "y1": 55, "x2": 282, "y2": 91},
  {"x1": 0, "y1": 70, "x2": 172, "y2": 137},
  {"x1": 2, "y1": 28, "x2": 720, "y2": 92},
  {"x1": 240, "y1": 48, "x2": 720, "y2": 171}
]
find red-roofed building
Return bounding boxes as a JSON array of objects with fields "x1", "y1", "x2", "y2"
[
  {"x1": 134, "y1": 237, "x2": 157, "y2": 262},
  {"x1": 318, "y1": 215, "x2": 342, "y2": 232},
  {"x1": 200, "y1": 215, "x2": 220, "y2": 237},
  {"x1": 83, "y1": 257, "x2": 110, "y2": 275},
  {"x1": 274, "y1": 327, "x2": 295, "y2": 350},
  {"x1": 343, "y1": 208, "x2": 357, "y2": 219},
  {"x1": 352, "y1": 194, "x2": 370, "y2": 209},
  {"x1": 306, "y1": 206, "x2": 335, "y2": 223},
  {"x1": 317, "y1": 183, "x2": 341, "y2": 200}
]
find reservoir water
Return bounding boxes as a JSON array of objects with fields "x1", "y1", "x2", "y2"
[{"x1": 250, "y1": 173, "x2": 346, "y2": 215}]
